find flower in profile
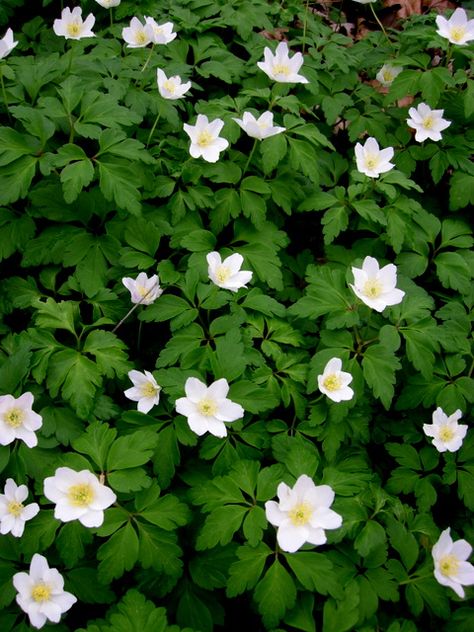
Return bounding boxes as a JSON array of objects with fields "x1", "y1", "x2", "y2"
[
  {"x1": 407, "y1": 103, "x2": 451, "y2": 142},
  {"x1": 355, "y1": 137, "x2": 395, "y2": 178},
  {"x1": 183, "y1": 114, "x2": 229, "y2": 163},
  {"x1": 317, "y1": 358, "x2": 354, "y2": 403},
  {"x1": 376, "y1": 64, "x2": 402, "y2": 87},
  {"x1": 53, "y1": 7, "x2": 95, "y2": 40},
  {"x1": 233, "y1": 111, "x2": 286, "y2": 140},
  {"x1": 436, "y1": 8, "x2": 474, "y2": 46},
  {"x1": 124, "y1": 370, "x2": 161, "y2": 414},
  {"x1": 423, "y1": 408, "x2": 467, "y2": 453},
  {"x1": 0, "y1": 392, "x2": 42, "y2": 448},
  {"x1": 13, "y1": 553, "x2": 77, "y2": 629},
  {"x1": 257, "y1": 41, "x2": 308, "y2": 84},
  {"x1": 350, "y1": 256, "x2": 405, "y2": 312},
  {"x1": 0, "y1": 28, "x2": 18, "y2": 60},
  {"x1": 207, "y1": 252, "x2": 253, "y2": 292},
  {"x1": 95, "y1": 0, "x2": 121, "y2": 7},
  {"x1": 122, "y1": 272, "x2": 163, "y2": 305},
  {"x1": 265, "y1": 474, "x2": 342, "y2": 553},
  {"x1": 157, "y1": 68, "x2": 191, "y2": 100},
  {"x1": 432, "y1": 528, "x2": 474, "y2": 598},
  {"x1": 122, "y1": 17, "x2": 153, "y2": 48},
  {"x1": 175, "y1": 377, "x2": 244, "y2": 438},
  {"x1": 0, "y1": 479, "x2": 39, "y2": 538},
  {"x1": 145, "y1": 18, "x2": 177, "y2": 44},
  {"x1": 44, "y1": 467, "x2": 116, "y2": 528}
]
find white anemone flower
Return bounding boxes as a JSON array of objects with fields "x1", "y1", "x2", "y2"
[
  {"x1": 376, "y1": 64, "x2": 403, "y2": 87},
  {"x1": 407, "y1": 103, "x2": 451, "y2": 142},
  {"x1": 354, "y1": 137, "x2": 395, "y2": 178},
  {"x1": 257, "y1": 41, "x2": 308, "y2": 84},
  {"x1": 317, "y1": 358, "x2": 354, "y2": 403},
  {"x1": 53, "y1": 7, "x2": 95, "y2": 40},
  {"x1": 157, "y1": 68, "x2": 191, "y2": 100},
  {"x1": 0, "y1": 479, "x2": 39, "y2": 538},
  {"x1": 124, "y1": 370, "x2": 161, "y2": 414},
  {"x1": 183, "y1": 114, "x2": 229, "y2": 163},
  {"x1": 122, "y1": 17, "x2": 153, "y2": 48},
  {"x1": 175, "y1": 377, "x2": 244, "y2": 438},
  {"x1": 206, "y1": 252, "x2": 253, "y2": 292},
  {"x1": 0, "y1": 392, "x2": 43, "y2": 448},
  {"x1": 13, "y1": 554, "x2": 77, "y2": 629},
  {"x1": 144, "y1": 18, "x2": 177, "y2": 44},
  {"x1": 233, "y1": 111, "x2": 286, "y2": 140},
  {"x1": 423, "y1": 408, "x2": 467, "y2": 453},
  {"x1": 265, "y1": 474, "x2": 343, "y2": 553},
  {"x1": 43, "y1": 467, "x2": 116, "y2": 528},
  {"x1": 436, "y1": 8, "x2": 474, "y2": 46},
  {"x1": 350, "y1": 256, "x2": 405, "y2": 312},
  {"x1": 122, "y1": 272, "x2": 163, "y2": 305},
  {"x1": 0, "y1": 28, "x2": 18, "y2": 60},
  {"x1": 432, "y1": 528, "x2": 474, "y2": 598},
  {"x1": 95, "y1": 0, "x2": 121, "y2": 7}
]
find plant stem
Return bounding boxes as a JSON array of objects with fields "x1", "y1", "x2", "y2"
[
  {"x1": 141, "y1": 44, "x2": 155, "y2": 73},
  {"x1": 0, "y1": 65, "x2": 12, "y2": 122},
  {"x1": 302, "y1": 0, "x2": 310, "y2": 54},
  {"x1": 242, "y1": 138, "x2": 258, "y2": 176},
  {"x1": 146, "y1": 108, "x2": 161, "y2": 148},
  {"x1": 399, "y1": 574, "x2": 432, "y2": 586},
  {"x1": 369, "y1": 3, "x2": 390, "y2": 45}
]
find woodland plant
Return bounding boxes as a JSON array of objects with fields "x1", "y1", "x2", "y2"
[{"x1": 0, "y1": 0, "x2": 473, "y2": 631}]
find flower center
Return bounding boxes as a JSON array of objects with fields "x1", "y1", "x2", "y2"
[
  {"x1": 438, "y1": 426, "x2": 454, "y2": 442},
  {"x1": 363, "y1": 279, "x2": 383, "y2": 298},
  {"x1": 137, "y1": 284, "x2": 150, "y2": 298},
  {"x1": 7, "y1": 500, "x2": 24, "y2": 517},
  {"x1": 365, "y1": 155, "x2": 379, "y2": 170},
  {"x1": 289, "y1": 502, "x2": 312, "y2": 526},
  {"x1": 197, "y1": 131, "x2": 214, "y2": 147},
  {"x1": 273, "y1": 64, "x2": 290, "y2": 76},
  {"x1": 68, "y1": 483, "x2": 94, "y2": 507},
  {"x1": 136, "y1": 30, "x2": 148, "y2": 45},
  {"x1": 439, "y1": 554, "x2": 460, "y2": 577},
  {"x1": 197, "y1": 398, "x2": 218, "y2": 416},
  {"x1": 215, "y1": 265, "x2": 231, "y2": 283},
  {"x1": 383, "y1": 70, "x2": 394, "y2": 83},
  {"x1": 141, "y1": 382, "x2": 159, "y2": 398},
  {"x1": 163, "y1": 79, "x2": 176, "y2": 94},
  {"x1": 4, "y1": 408, "x2": 24, "y2": 428},
  {"x1": 66, "y1": 22, "x2": 81, "y2": 37},
  {"x1": 323, "y1": 374, "x2": 342, "y2": 392},
  {"x1": 450, "y1": 27, "x2": 465, "y2": 43},
  {"x1": 422, "y1": 116, "x2": 434, "y2": 130},
  {"x1": 31, "y1": 583, "x2": 51, "y2": 603}
]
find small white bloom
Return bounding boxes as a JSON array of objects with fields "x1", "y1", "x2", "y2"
[
  {"x1": 0, "y1": 392, "x2": 42, "y2": 448},
  {"x1": 124, "y1": 370, "x2": 161, "y2": 414},
  {"x1": 122, "y1": 17, "x2": 153, "y2": 48},
  {"x1": 257, "y1": 41, "x2": 308, "y2": 84},
  {"x1": 144, "y1": 18, "x2": 177, "y2": 44},
  {"x1": 0, "y1": 28, "x2": 18, "y2": 60},
  {"x1": 317, "y1": 358, "x2": 354, "y2": 403},
  {"x1": 350, "y1": 256, "x2": 405, "y2": 312},
  {"x1": 233, "y1": 111, "x2": 286, "y2": 140},
  {"x1": 53, "y1": 7, "x2": 95, "y2": 40},
  {"x1": 44, "y1": 467, "x2": 116, "y2": 528},
  {"x1": 407, "y1": 102, "x2": 451, "y2": 143},
  {"x1": 354, "y1": 137, "x2": 395, "y2": 178},
  {"x1": 265, "y1": 474, "x2": 342, "y2": 553},
  {"x1": 0, "y1": 479, "x2": 39, "y2": 538},
  {"x1": 94, "y1": 0, "x2": 120, "y2": 7},
  {"x1": 206, "y1": 252, "x2": 252, "y2": 292},
  {"x1": 183, "y1": 114, "x2": 229, "y2": 163},
  {"x1": 423, "y1": 407, "x2": 467, "y2": 453},
  {"x1": 157, "y1": 68, "x2": 191, "y2": 100},
  {"x1": 122, "y1": 272, "x2": 163, "y2": 305},
  {"x1": 13, "y1": 553, "x2": 77, "y2": 629},
  {"x1": 436, "y1": 8, "x2": 474, "y2": 46},
  {"x1": 376, "y1": 64, "x2": 403, "y2": 87},
  {"x1": 432, "y1": 528, "x2": 474, "y2": 598},
  {"x1": 175, "y1": 377, "x2": 244, "y2": 438}
]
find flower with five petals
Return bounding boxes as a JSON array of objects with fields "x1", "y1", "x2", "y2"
[
  {"x1": 124, "y1": 370, "x2": 161, "y2": 414},
  {"x1": 183, "y1": 114, "x2": 229, "y2": 163},
  {"x1": 423, "y1": 407, "x2": 468, "y2": 453},
  {"x1": 317, "y1": 358, "x2": 354, "y2": 403},
  {"x1": 432, "y1": 528, "x2": 474, "y2": 598},
  {"x1": 0, "y1": 479, "x2": 39, "y2": 538},
  {"x1": 122, "y1": 17, "x2": 153, "y2": 48},
  {"x1": 407, "y1": 102, "x2": 451, "y2": 142},
  {"x1": 207, "y1": 252, "x2": 252, "y2": 292},
  {"x1": 53, "y1": 7, "x2": 95, "y2": 40},
  {"x1": 233, "y1": 111, "x2": 286, "y2": 140},
  {"x1": 350, "y1": 256, "x2": 405, "y2": 312},
  {"x1": 436, "y1": 8, "x2": 474, "y2": 46},
  {"x1": 144, "y1": 18, "x2": 177, "y2": 44},
  {"x1": 0, "y1": 392, "x2": 42, "y2": 448},
  {"x1": 257, "y1": 41, "x2": 308, "y2": 84},
  {"x1": 157, "y1": 68, "x2": 191, "y2": 100},
  {"x1": 354, "y1": 137, "x2": 395, "y2": 178},
  {"x1": 122, "y1": 272, "x2": 163, "y2": 305}
]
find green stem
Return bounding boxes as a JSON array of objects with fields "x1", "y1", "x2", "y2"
[
  {"x1": 399, "y1": 573, "x2": 432, "y2": 586},
  {"x1": 242, "y1": 138, "x2": 259, "y2": 176},
  {"x1": 369, "y1": 3, "x2": 390, "y2": 44},
  {"x1": 0, "y1": 66, "x2": 12, "y2": 122},
  {"x1": 146, "y1": 108, "x2": 161, "y2": 148},
  {"x1": 141, "y1": 44, "x2": 155, "y2": 73},
  {"x1": 302, "y1": 0, "x2": 310, "y2": 55},
  {"x1": 66, "y1": 45, "x2": 74, "y2": 75}
]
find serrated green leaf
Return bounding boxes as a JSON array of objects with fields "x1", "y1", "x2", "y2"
[
  {"x1": 83, "y1": 330, "x2": 131, "y2": 379},
  {"x1": 97, "y1": 523, "x2": 139, "y2": 583},
  {"x1": 72, "y1": 421, "x2": 117, "y2": 470},
  {"x1": 196, "y1": 505, "x2": 248, "y2": 550},
  {"x1": 286, "y1": 552, "x2": 342, "y2": 598},
  {"x1": 362, "y1": 344, "x2": 401, "y2": 409},
  {"x1": 254, "y1": 560, "x2": 297, "y2": 628},
  {"x1": 226, "y1": 542, "x2": 271, "y2": 597}
]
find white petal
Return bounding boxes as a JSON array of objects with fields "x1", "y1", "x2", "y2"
[
  {"x1": 277, "y1": 523, "x2": 308, "y2": 553},
  {"x1": 184, "y1": 377, "x2": 207, "y2": 402}
]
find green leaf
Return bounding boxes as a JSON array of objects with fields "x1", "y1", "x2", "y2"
[
  {"x1": 322, "y1": 586, "x2": 360, "y2": 632},
  {"x1": 0, "y1": 211, "x2": 36, "y2": 262},
  {"x1": 261, "y1": 134, "x2": 287, "y2": 174},
  {"x1": 362, "y1": 344, "x2": 401, "y2": 409},
  {"x1": 72, "y1": 421, "x2": 117, "y2": 470},
  {"x1": 211, "y1": 328, "x2": 247, "y2": 381},
  {"x1": 196, "y1": 505, "x2": 248, "y2": 550},
  {"x1": 83, "y1": 330, "x2": 131, "y2": 379},
  {"x1": 56, "y1": 521, "x2": 94, "y2": 567},
  {"x1": 0, "y1": 155, "x2": 38, "y2": 204},
  {"x1": 33, "y1": 297, "x2": 79, "y2": 335},
  {"x1": 354, "y1": 520, "x2": 387, "y2": 557},
  {"x1": 97, "y1": 523, "x2": 139, "y2": 583},
  {"x1": 140, "y1": 494, "x2": 190, "y2": 530},
  {"x1": 0, "y1": 346, "x2": 31, "y2": 394},
  {"x1": 449, "y1": 172, "x2": 474, "y2": 211},
  {"x1": 435, "y1": 251, "x2": 472, "y2": 294},
  {"x1": 226, "y1": 542, "x2": 271, "y2": 597},
  {"x1": 60, "y1": 158, "x2": 95, "y2": 203},
  {"x1": 107, "y1": 430, "x2": 158, "y2": 471},
  {"x1": 286, "y1": 552, "x2": 342, "y2": 598},
  {"x1": 322, "y1": 206, "x2": 349, "y2": 244},
  {"x1": 107, "y1": 468, "x2": 152, "y2": 493},
  {"x1": 98, "y1": 158, "x2": 142, "y2": 215},
  {"x1": 136, "y1": 522, "x2": 183, "y2": 578},
  {"x1": 400, "y1": 320, "x2": 439, "y2": 379},
  {"x1": 254, "y1": 560, "x2": 297, "y2": 628},
  {"x1": 386, "y1": 519, "x2": 419, "y2": 571},
  {"x1": 0, "y1": 127, "x2": 40, "y2": 165}
]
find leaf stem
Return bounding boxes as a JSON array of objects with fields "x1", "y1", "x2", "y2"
[
  {"x1": 146, "y1": 107, "x2": 162, "y2": 148},
  {"x1": 0, "y1": 64, "x2": 12, "y2": 123},
  {"x1": 141, "y1": 44, "x2": 155, "y2": 74},
  {"x1": 369, "y1": 3, "x2": 390, "y2": 45},
  {"x1": 242, "y1": 138, "x2": 259, "y2": 177},
  {"x1": 399, "y1": 573, "x2": 432, "y2": 585}
]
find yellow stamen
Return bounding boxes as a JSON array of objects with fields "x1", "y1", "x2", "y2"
[
  {"x1": 439, "y1": 426, "x2": 454, "y2": 442},
  {"x1": 383, "y1": 71, "x2": 394, "y2": 83},
  {"x1": 215, "y1": 266, "x2": 231, "y2": 283},
  {"x1": 31, "y1": 584, "x2": 51, "y2": 602},
  {"x1": 163, "y1": 79, "x2": 176, "y2": 94},
  {"x1": 288, "y1": 502, "x2": 312, "y2": 526},
  {"x1": 4, "y1": 408, "x2": 24, "y2": 428},
  {"x1": 197, "y1": 131, "x2": 214, "y2": 147},
  {"x1": 66, "y1": 22, "x2": 81, "y2": 37},
  {"x1": 323, "y1": 374, "x2": 342, "y2": 392},
  {"x1": 439, "y1": 554, "x2": 460, "y2": 577},
  {"x1": 136, "y1": 31, "x2": 147, "y2": 44},
  {"x1": 450, "y1": 27, "x2": 465, "y2": 43},
  {"x1": 7, "y1": 501, "x2": 24, "y2": 517},
  {"x1": 363, "y1": 279, "x2": 383, "y2": 298},
  {"x1": 68, "y1": 484, "x2": 94, "y2": 506},
  {"x1": 365, "y1": 155, "x2": 379, "y2": 170},
  {"x1": 197, "y1": 398, "x2": 217, "y2": 416},
  {"x1": 141, "y1": 382, "x2": 159, "y2": 398},
  {"x1": 422, "y1": 116, "x2": 434, "y2": 130},
  {"x1": 273, "y1": 64, "x2": 290, "y2": 76}
]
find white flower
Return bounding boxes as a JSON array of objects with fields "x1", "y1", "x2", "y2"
[
  {"x1": 317, "y1": 358, "x2": 354, "y2": 403},
  {"x1": 257, "y1": 41, "x2": 308, "y2": 84},
  {"x1": 423, "y1": 407, "x2": 467, "y2": 453},
  {"x1": 0, "y1": 28, "x2": 18, "y2": 60},
  {"x1": 124, "y1": 370, "x2": 161, "y2": 414},
  {"x1": 265, "y1": 474, "x2": 342, "y2": 553},
  {"x1": 206, "y1": 252, "x2": 253, "y2": 292},
  {"x1": 0, "y1": 479, "x2": 39, "y2": 538},
  {"x1": 436, "y1": 8, "x2": 474, "y2": 46},
  {"x1": 53, "y1": 7, "x2": 95, "y2": 40},
  {"x1": 407, "y1": 103, "x2": 451, "y2": 143},
  {"x1": 13, "y1": 553, "x2": 77, "y2": 629},
  {"x1": 350, "y1": 255, "x2": 405, "y2": 312},
  {"x1": 156, "y1": 68, "x2": 191, "y2": 100},
  {"x1": 122, "y1": 17, "x2": 153, "y2": 48},
  {"x1": 183, "y1": 114, "x2": 229, "y2": 163},
  {"x1": 0, "y1": 392, "x2": 42, "y2": 448},
  {"x1": 44, "y1": 467, "x2": 116, "y2": 528},
  {"x1": 95, "y1": 0, "x2": 121, "y2": 7},
  {"x1": 354, "y1": 137, "x2": 395, "y2": 178},
  {"x1": 233, "y1": 111, "x2": 286, "y2": 140},
  {"x1": 122, "y1": 272, "x2": 163, "y2": 305},
  {"x1": 376, "y1": 64, "x2": 403, "y2": 87},
  {"x1": 432, "y1": 528, "x2": 474, "y2": 598},
  {"x1": 175, "y1": 377, "x2": 244, "y2": 438},
  {"x1": 144, "y1": 18, "x2": 177, "y2": 44}
]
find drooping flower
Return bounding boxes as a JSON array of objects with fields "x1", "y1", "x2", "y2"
[
  {"x1": 354, "y1": 137, "x2": 395, "y2": 178},
  {"x1": 94, "y1": 0, "x2": 121, "y2": 7},
  {"x1": 122, "y1": 272, "x2": 163, "y2": 305},
  {"x1": 206, "y1": 252, "x2": 253, "y2": 292},
  {"x1": 432, "y1": 528, "x2": 474, "y2": 598},
  {"x1": 350, "y1": 256, "x2": 405, "y2": 312},
  {"x1": 233, "y1": 111, "x2": 286, "y2": 140},
  {"x1": 183, "y1": 114, "x2": 229, "y2": 163},
  {"x1": 406, "y1": 103, "x2": 451, "y2": 142},
  {"x1": 257, "y1": 41, "x2": 308, "y2": 84},
  {"x1": 124, "y1": 370, "x2": 161, "y2": 414},
  {"x1": 317, "y1": 358, "x2": 354, "y2": 403},
  {"x1": 43, "y1": 467, "x2": 116, "y2": 528},
  {"x1": 376, "y1": 64, "x2": 403, "y2": 87},
  {"x1": 156, "y1": 68, "x2": 191, "y2": 100},
  {"x1": 0, "y1": 28, "x2": 18, "y2": 60},
  {"x1": 122, "y1": 17, "x2": 153, "y2": 48},
  {"x1": 0, "y1": 392, "x2": 43, "y2": 448},
  {"x1": 13, "y1": 553, "x2": 77, "y2": 629},
  {"x1": 265, "y1": 474, "x2": 342, "y2": 553},
  {"x1": 423, "y1": 407, "x2": 467, "y2": 453},
  {"x1": 144, "y1": 18, "x2": 177, "y2": 44},
  {"x1": 53, "y1": 7, "x2": 95, "y2": 40},
  {"x1": 0, "y1": 479, "x2": 39, "y2": 538},
  {"x1": 175, "y1": 377, "x2": 244, "y2": 438},
  {"x1": 436, "y1": 8, "x2": 474, "y2": 46}
]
